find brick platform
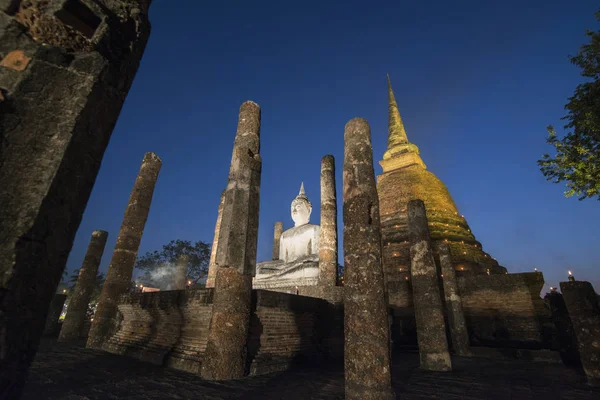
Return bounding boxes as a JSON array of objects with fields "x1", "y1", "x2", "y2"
[{"x1": 23, "y1": 339, "x2": 600, "y2": 400}]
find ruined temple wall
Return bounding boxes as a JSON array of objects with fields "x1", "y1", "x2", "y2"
[
  {"x1": 102, "y1": 289, "x2": 341, "y2": 375},
  {"x1": 387, "y1": 272, "x2": 551, "y2": 347}
]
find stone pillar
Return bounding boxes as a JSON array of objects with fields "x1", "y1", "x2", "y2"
[
  {"x1": 43, "y1": 293, "x2": 68, "y2": 336},
  {"x1": 200, "y1": 101, "x2": 262, "y2": 380},
  {"x1": 319, "y1": 155, "x2": 338, "y2": 287},
  {"x1": 174, "y1": 254, "x2": 189, "y2": 290},
  {"x1": 206, "y1": 190, "x2": 226, "y2": 288},
  {"x1": 408, "y1": 199, "x2": 452, "y2": 371},
  {"x1": 87, "y1": 152, "x2": 162, "y2": 350},
  {"x1": 272, "y1": 222, "x2": 283, "y2": 260},
  {"x1": 343, "y1": 118, "x2": 394, "y2": 399},
  {"x1": 560, "y1": 280, "x2": 600, "y2": 385},
  {"x1": 0, "y1": 3, "x2": 152, "y2": 397},
  {"x1": 437, "y1": 243, "x2": 470, "y2": 356},
  {"x1": 58, "y1": 230, "x2": 109, "y2": 342}
]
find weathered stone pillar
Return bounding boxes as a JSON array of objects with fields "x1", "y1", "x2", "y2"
[
  {"x1": 560, "y1": 280, "x2": 600, "y2": 385},
  {"x1": 206, "y1": 190, "x2": 226, "y2": 288},
  {"x1": 272, "y1": 222, "x2": 283, "y2": 260},
  {"x1": 437, "y1": 243, "x2": 470, "y2": 356},
  {"x1": 43, "y1": 293, "x2": 68, "y2": 337},
  {"x1": 87, "y1": 152, "x2": 162, "y2": 349},
  {"x1": 174, "y1": 254, "x2": 189, "y2": 290},
  {"x1": 58, "y1": 230, "x2": 109, "y2": 342},
  {"x1": 343, "y1": 118, "x2": 394, "y2": 399},
  {"x1": 200, "y1": 101, "x2": 262, "y2": 380},
  {"x1": 319, "y1": 155, "x2": 338, "y2": 287},
  {"x1": 408, "y1": 199, "x2": 452, "y2": 371},
  {"x1": 0, "y1": 3, "x2": 152, "y2": 397}
]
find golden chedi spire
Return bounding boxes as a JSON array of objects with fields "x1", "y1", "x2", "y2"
[
  {"x1": 377, "y1": 75, "x2": 505, "y2": 282},
  {"x1": 380, "y1": 74, "x2": 426, "y2": 172},
  {"x1": 386, "y1": 73, "x2": 408, "y2": 147}
]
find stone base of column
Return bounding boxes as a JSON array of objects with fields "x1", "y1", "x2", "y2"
[
  {"x1": 200, "y1": 267, "x2": 253, "y2": 380},
  {"x1": 421, "y1": 351, "x2": 452, "y2": 371}
]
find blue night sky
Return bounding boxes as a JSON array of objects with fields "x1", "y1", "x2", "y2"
[{"x1": 65, "y1": 0, "x2": 600, "y2": 294}]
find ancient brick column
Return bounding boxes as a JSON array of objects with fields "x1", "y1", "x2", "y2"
[
  {"x1": 206, "y1": 190, "x2": 226, "y2": 288},
  {"x1": 58, "y1": 230, "x2": 109, "y2": 342},
  {"x1": 437, "y1": 243, "x2": 470, "y2": 356},
  {"x1": 408, "y1": 199, "x2": 452, "y2": 371},
  {"x1": 174, "y1": 254, "x2": 189, "y2": 290},
  {"x1": 43, "y1": 293, "x2": 68, "y2": 336},
  {"x1": 0, "y1": 2, "x2": 152, "y2": 397},
  {"x1": 272, "y1": 222, "x2": 283, "y2": 260},
  {"x1": 87, "y1": 152, "x2": 162, "y2": 350},
  {"x1": 200, "y1": 101, "x2": 262, "y2": 380},
  {"x1": 560, "y1": 280, "x2": 600, "y2": 385},
  {"x1": 319, "y1": 155, "x2": 338, "y2": 287},
  {"x1": 343, "y1": 118, "x2": 394, "y2": 399}
]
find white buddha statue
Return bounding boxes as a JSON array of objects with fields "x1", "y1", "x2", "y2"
[
  {"x1": 254, "y1": 183, "x2": 320, "y2": 288},
  {"x1": 278, "y1": 183, "x2": 320, "y2": 263}
]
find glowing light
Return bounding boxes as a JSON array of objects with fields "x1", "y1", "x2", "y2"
[
  {"x1": 534, "y1": 267, "x2": 537, "y2": 272},
  {"x1": 440, "y1": 274, "x2": 444, "y2": 278},
  {"x1": 91, "y1": 318, "x2": 94, "y2": 321},
  {"x1": 62, "y1": 289, "x2": 66, "y2": 293},
  {"x1": 568, "y1": 270, "x2": 572, "y2": 276},
  {"x1": 405, "y1": 276, "x2": 409, "y2": 280}
]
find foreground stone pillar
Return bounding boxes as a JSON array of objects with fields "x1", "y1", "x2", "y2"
[
  {"x1": 343, "y1": 118, "x2": 394, "y2": 399},
  {"x1": 272, "y1": 222, "x2": 283, "y2": 260},
  {"x1": 58, "y1": 230, "x2": 109, "y2": 342},
  {"x1": 174, "y1": 254, "x2": 189, "y2": 290},
  {"x1": 408, "y1": 199, "x2": 452, "y2": 371},
  {"x1": 0, "y1": 3, "x2": 152, "y2": 397},
  {"x1": 87, "y1": 152, "x2": 162, "y2": 349},
  {"x1": 437, "y1": 243, "x2": 470, "y2": 356},
  {"x1": 319, "y1": 155, "x2": 338, "y2": 287},
  {"x1": 206, "y1": 190, "x2": 226, "y2": 288},
  {"x1": 200, "y1": 101, "x2": 262, "y2": 380},
  {"x1": 560, "y1": 280, "x2": 600, "y2": 386}
]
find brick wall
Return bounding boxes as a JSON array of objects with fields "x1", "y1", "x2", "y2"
[
  {"x1": 248, "y1": 290, "x2": 343, "y2": 375},
  {"x1": 458, "y1": 272, "x2": 551, "y2": 347},
  {"x1": 387, "y1": 273, "x2": 554, "y2": 348},
  {"x1": 102, "y1": 288, "x2": 342, "y2": 376}
]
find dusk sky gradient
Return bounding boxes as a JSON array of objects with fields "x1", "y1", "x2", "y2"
[{"x1": 65, "y1": 0, "x2": 600, "y2": 294}]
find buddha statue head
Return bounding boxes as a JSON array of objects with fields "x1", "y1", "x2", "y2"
[{"x1": 291, "y1": 182, "x2": 312, "y2": 227}]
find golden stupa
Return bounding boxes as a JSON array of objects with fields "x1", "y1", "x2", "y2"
[{"x1": 377, "y1": 75, "x2": 506, "y2": 283}]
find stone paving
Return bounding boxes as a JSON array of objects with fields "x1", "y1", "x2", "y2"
[{"x1": 22, "y1": 340, "x2": 600, "y2": 399}]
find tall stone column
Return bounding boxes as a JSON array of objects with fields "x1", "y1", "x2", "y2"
[
  {"x1": 87, "y1": 152, "x2": 162, "y2": 349},
  {"x1": 43, "y1": 293, "x2": 68, "y2": 336},
  {"x1": 174, "y1": 254, "x2": 189, "y2": 290},
  {"x1": 58, "y1": 230, "x2": 109, "y2": 342},
  {"x1": 0, "y1": 2, "x2": 152, "y2": 397},
  {"x1": 408, "y1": 199, "x2": 452, "y2": 371},
  {"x1": 343, "y1": 118, "x2": 394, "y2": 399},
  {"x1": 206, "y1": 190, "x2": 226, "y2": 288},
  {"x1": 272, "y1": 222, "x2": 283, "y2": 260},
  {"x1": 560, "y1": 280, "x2": 600, "y2": 385},
  {"x1": 200, "y1": 101, "x2": 262, "y2": 380},
  {"x1": 319, "y1": 155, "x2": 338, "y2": 287},
  {"x1": 437, "y1": 243, "x2": 470, "y2": 356}
]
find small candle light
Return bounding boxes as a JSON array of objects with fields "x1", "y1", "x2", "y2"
[
  {"x1": 62, "y1": 289, "x2": 66, "y2": 293},
  {"x1": 568, "y1": 270, "x2": 575, "y2": 282}
]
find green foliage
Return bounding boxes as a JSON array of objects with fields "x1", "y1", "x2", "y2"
[
  {"x1": 539, "y1": 10, "x2": 600, "y2": 200},
  {"x1": 135, "y1": 239, "x2": 211, "y2": 285}
]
